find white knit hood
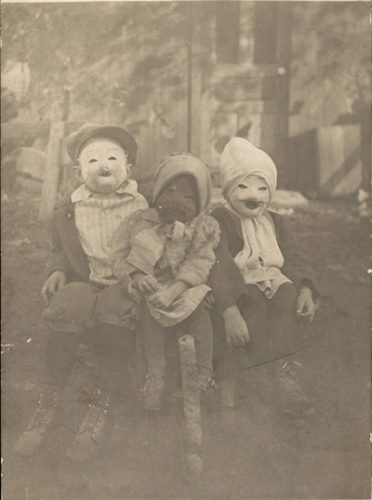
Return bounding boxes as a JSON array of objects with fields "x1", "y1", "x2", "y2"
[{"x1": 220, "y1": 138, "x2": 277, "y2": 201}]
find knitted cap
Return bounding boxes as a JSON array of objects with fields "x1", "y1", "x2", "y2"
[
  {"x1": 66, "y1": 123, "x2": 137, "y2": 165},
  {"x1": 152, "y1": 153, "x2": 212, "y2": 214},
  {"x1": 220, "y1": 137, "x2": 277, "y2": 200}
]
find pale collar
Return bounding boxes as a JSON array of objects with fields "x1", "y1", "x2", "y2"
[{"x1": 71, "y1": 179, "x2": 140, "y2": 203}]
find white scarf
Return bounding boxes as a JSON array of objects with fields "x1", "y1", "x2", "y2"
[{"x1": 229, "y1": 206, "x2": 291, "y2": 298}]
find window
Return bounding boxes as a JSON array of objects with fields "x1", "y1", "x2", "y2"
[
  {"x1": 215, "y1": 1, "x2": 240, "y2": 64},
  {"x1": 253, "y1": 2, "x2": 278, "y2": 64}
]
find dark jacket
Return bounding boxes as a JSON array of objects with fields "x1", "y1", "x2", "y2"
[
  {"x1": 44, "y1": 196, "x2": 90, "y2": 283},
  {"x1": 209, "y1": 206, "x2": 318, "y2": 309}
]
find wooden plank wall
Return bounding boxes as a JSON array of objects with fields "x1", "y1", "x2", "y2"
[
  {"x1": 317, "y1": 125, "x2": 362, "y2": 197},
  {"x1": 288, "y1": 124, "x2": 362, "y2": 197}
]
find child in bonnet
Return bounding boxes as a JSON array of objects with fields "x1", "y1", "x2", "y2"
[
  {"x1": 111, "y1": 153, "x2": 220, "y2": 410},
  {"x1": 210, "y1": 137, "x2": 319, "y2": 415}
]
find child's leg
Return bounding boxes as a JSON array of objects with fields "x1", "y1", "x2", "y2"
[
  {"x1": 267, "y1": 282, "x2": 298, "y2": 359},
  {"x1": 41, "y1": 282, "x2": 99, "y2": 395},
  {"x1": 240, "y1": 285, "x2": 271, "y2": 366},
  {"x1": 65, "y1": 324, "x2": 135, "y2": 461},
  {"x1": 90, "y1": 324, "x2": 135, "y2": 398},
  {"x1": 66, "y1": 285, "x2": 137, "y2": 460},
  {"x1": 16, "y1": 282, "x2": 106, "y2": 458},
  {"x1": 14, "y1": 331, "x2": 82, "y2": 457},
  {"x1": 267, "y1": 283, "x2": 313, "y2": 415},
  {"x1": 63, "y1": 281, "x2": 137, "y2": 461},
  {"x1": 93, "y1": 283, "x2": 138, "y2": 397},
  {"x1": 141, "y1": 304, "x2": 166, "y2": 381},
  {"x1": 181, "y1": 299, "x2": 213, "y2": 387},
  {"x1": 45, "y1": 330, "x2": 81, "y2": 388},
  {"x1": 140, "y1": 303, "x2": 166, "y2": 410}
]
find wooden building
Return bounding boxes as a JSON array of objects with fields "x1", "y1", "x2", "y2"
[
  {"x1": 4, "y1": 1, "x2": 367, "y2": 203},
  {"x1": 67, "y1": 2, "x2": 292, "y2": 187}
]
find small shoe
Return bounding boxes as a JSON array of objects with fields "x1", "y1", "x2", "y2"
[
  {"x1": 65, "y1": 395, "x2": 110, "y2": 461},
  {"x1": 142, "y1": 375, "x2": 164, "y2": 411},
  {"x1": 275, "y1": 361, "x2": 315, "y2": 417},
  {"x1": 14, "y1": 390, "x2": 59, "y2": 457},
  {"x1": 199, "y1": 377, "x2": 218, "y2": 408},
  {"x1": 198, "y1": 377, "x2": 217, "y2": 393}
]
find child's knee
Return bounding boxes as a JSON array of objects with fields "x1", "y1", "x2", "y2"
[
  {"x1": 272, "y1": 283, "x2": 298, "y2": 314},
  {"x1": 41, "y1": 282, "x2": 98, "y2": 333}
]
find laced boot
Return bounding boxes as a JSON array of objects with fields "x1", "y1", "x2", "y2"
[
  {"x1": 198, "y1": 376, "x2": 218, "y2": 409},
  {"x1": 274, "y1": 359, "x2": 315, "y2": 417},
  {"x1": 65, "y1": 392, "x2": 111, "y2": 461},
  {"x1": 198, "y1": 376, "x2": 217, "y2": 393},
  {"x1": 172, "y1": 375, "x2": 217, "y2": 402},
  {"x1": 142, "y1": 374, "x2": 165, "y2": 411},
  {"x1": 14, "y1": 389, "x2": 59, "y2": 457}
]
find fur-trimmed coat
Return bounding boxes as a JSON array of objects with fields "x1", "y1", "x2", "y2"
[{"x1": 111, "y1": 208, "x2": 220, "y2": 288}]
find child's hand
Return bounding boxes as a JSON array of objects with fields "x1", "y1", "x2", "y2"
[
  {"x1": 148, "y1": 280, "x2": 188, "y2": 309},
  {"x1": 297, "y1": 286, "x2": 316, "y2": 322},
  {"x1": 148, "y1": 287, "x2": 178, "y2": 309},
  {"x1": 41, "y1": 270, "x2": 66, "y2": 305},
  {"x1": 148, "y1": 279, "x2": 187, "y2": 310},
  {"x1": 222, "y1": 305, "x2": 250, "y2": 346},
  {"x1": 132, "y1": 273, "x2": 159, "y2": 294}
]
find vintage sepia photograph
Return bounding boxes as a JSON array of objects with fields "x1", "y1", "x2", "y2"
[{"x1": 1, "y1": 1, "x2": 371, "y2": 499}]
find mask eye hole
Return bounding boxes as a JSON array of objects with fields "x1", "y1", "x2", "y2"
[
  {"x1": 238, "y1": 184, "x2": 248, "y2": 189},
  {"x1": 88, "y1": 158, "x2": 98, "y2": 164},
  {"x1": 258, "y1": 186, "x2": 268, "y2": 191},
  {"x1": 108, "y1": 156, "x2": 117, "y2": 161}
]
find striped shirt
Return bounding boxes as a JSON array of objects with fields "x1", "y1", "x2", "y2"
[{"x1": 72, "y1": 180, "x2": 148, "y2": 286}]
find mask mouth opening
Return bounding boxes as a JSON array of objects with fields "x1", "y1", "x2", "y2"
[
  {"x1": 99, "y1": 171, "x2": 112, "y2": 177},
  {"x1": 157, "y1": 203, "x2": 191, "y2": 223},
  {"x1": 244, "y1": 200, "x2": 262, "y2": 209}
]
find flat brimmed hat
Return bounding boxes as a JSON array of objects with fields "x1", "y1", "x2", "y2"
[{"x1": 66, "y1": 124, "x2": 137, "y2": 165}]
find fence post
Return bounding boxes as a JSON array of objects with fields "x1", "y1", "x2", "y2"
[
  {"x1": 39, "y1": 121, "x2": 65, "y2": 220},
  {"x1": 178, "y1": 334, "x2": 203, "y2": 480}
]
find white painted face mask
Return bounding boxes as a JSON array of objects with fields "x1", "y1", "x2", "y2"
[
  {"x1": 228, "y1": 174, "x2": 270, "y2": 218},
  {"x1": 78, "y1": 138, "x2": 129, "y2": 194}
]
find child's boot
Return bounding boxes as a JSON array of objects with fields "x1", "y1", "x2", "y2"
[
  {"x1": 274, "y1": 359, "x2": 315, "y2": 417},
  {"x1": 142, "y1": 373, "x2": 165, "y2": 411},
  {"x1": 65, "y1": 391, "x2": 111, "y2": 461},
  {"x1": 14, "y1": 387, "x2": 59, "y2": 457}
]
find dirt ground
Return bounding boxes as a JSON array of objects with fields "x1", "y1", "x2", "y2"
[{"x1": 1, "y1": 194, "x2": 371, "y2": 500}]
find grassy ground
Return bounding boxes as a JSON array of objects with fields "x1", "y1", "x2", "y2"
[{"x1": 1, "y1": 193, "x2": 371, "y2": 500}]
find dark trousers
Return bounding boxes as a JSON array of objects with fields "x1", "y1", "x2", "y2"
[
  {"x1": 141, "y1": 299, "x2": 213, "y2": 382},
  {"x1": 213, "y1": 283, "x2": 301, "y2": 368},
  {"x1": 45, "y1": 325, "x2": 134, "y2": 397},
  {"x1": 242, "y1": 283, "x2": 299, "y2": 366}
]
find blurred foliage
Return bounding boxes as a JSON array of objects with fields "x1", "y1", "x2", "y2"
[
  {"x1": 1, "y1": 1, "x2": 369, "y2": 122},
  {"x1": 1, "y1": 2, "x2": 213, "y2": 122},
  {"x1": 292, "y1": 2, "x2": 370, "y2": 100}
]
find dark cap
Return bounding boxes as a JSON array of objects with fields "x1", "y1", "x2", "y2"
[{"x1": 65, "y1": 123, "x2": 137, "y2": 165}]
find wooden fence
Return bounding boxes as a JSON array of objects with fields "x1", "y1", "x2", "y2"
[
  {"x1": 2, "y1": 121, "x2": 83, "y2": 219},
  {"x1": 288, "y1": 124, "x2": 362, "y2": 197}
]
